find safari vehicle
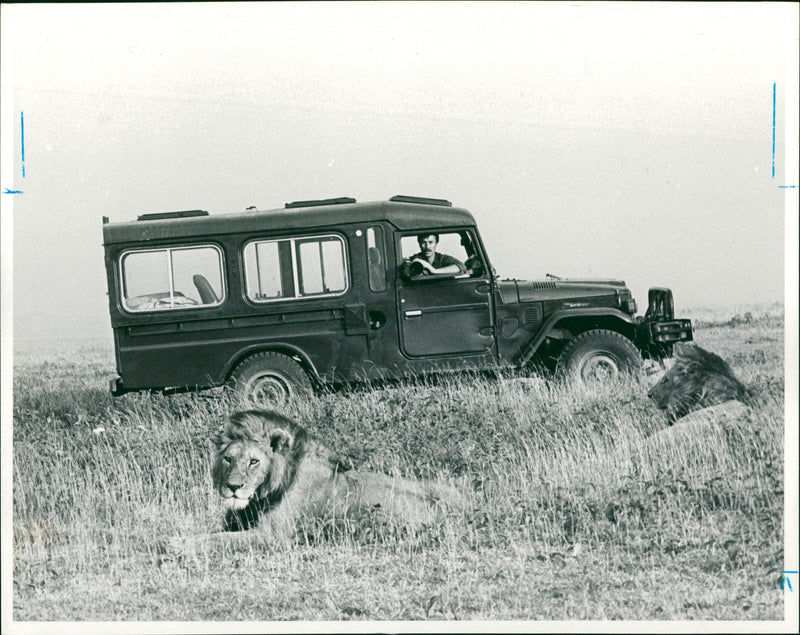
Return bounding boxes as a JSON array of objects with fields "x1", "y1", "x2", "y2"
[{"x1": 102, "y1": 195, "x2": 693, "y2": 402}]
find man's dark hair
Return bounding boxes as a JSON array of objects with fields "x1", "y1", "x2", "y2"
[{"x1": 417, "y1": 233, "x2": 439, "y2": 245}]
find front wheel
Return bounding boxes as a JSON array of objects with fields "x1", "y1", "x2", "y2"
[
  {"x1": 228, "y1": 352, "x2": 313, "y2": 406},
  {"x1": 556, "y1": 329, "x2": 642, "y2": 384}
]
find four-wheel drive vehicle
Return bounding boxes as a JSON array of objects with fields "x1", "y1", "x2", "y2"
[{"x1": 102, "y1": 195, "x2": 693, "y2": 402}]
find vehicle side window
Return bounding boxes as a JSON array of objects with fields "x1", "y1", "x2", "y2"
[
  {"x1": 243, "y1": 240, "x2": 292, "y2": 300},
  {"x1": 366, "y1": 226, "x2": 387, "y2": 292},
  {"x1": 120, "y1": 245, "x2": 224, "y2": 312},
  {"x1": 244, "y1": 234, "x2": 348, "y2": 302},
  {"x1": 296, "y1": 237, "x2": 348, "y2": 295}
]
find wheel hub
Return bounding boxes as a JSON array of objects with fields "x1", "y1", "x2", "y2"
[
  {"x1": 580, "y1": 354, "x2": 620, "y2": 383},
  {"x1": 248, "y1": 373, "x2": 291, "y2": 405}
]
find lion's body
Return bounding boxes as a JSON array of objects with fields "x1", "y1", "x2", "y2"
[
  {"x1": 648, "y1": 343, "x2": 748, "y2": 422},
  {"x1": 647, "y1": 399, "x2": 751, "y2": 443},
  {"x1": 170, "y1": 410, "x2": 458, "y2": 551}
]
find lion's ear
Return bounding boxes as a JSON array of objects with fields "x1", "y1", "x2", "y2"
[
  {"x1": 210, "y1": 425, "x2": 227, "y2": 450},
  {"x1": 269, "y1": 428, "x2": 293, "y2": 454}
]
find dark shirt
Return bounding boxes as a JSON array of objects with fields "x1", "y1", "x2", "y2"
[{"x1": 412, "y1": 251, "x2": 467, "y2": 275}]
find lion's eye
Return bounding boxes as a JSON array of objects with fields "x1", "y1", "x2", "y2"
[
  {"x1": 249, "y1": 458, "x2": 260, "y2": 466},
  {"x1": 222, "y1": 456, "x2": 232, "y2": 464}
]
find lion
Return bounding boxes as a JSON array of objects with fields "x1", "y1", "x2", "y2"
[
  {"x1": 648, "y1": 343, "x2": 748, "y2": 423},
  {"x1": 165, "y1": 409, "x2": 460, "y2": 553}
]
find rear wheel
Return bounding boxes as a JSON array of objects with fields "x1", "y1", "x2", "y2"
[
  {"x1": 556, "y1": 329, "x2": 642, "y2": 384},
  {"x1": 228, "y1": 352, "x2": 313, "y2": 406}
]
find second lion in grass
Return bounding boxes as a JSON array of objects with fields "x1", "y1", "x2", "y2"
[{"x1": 647, "y1": 342, "x2": 748, "y2": 422}]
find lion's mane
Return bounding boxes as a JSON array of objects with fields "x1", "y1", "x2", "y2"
[
  {"x1": 648, "y1": 343, "x2": 748, "y2": 422},
  {"x1": 211, "y1": 409, "x2": 357, "y2": 532}
]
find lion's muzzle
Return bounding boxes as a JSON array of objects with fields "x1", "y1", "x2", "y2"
[{"x1": 220, "y1": 481, "x2": 254, "y2": 510}]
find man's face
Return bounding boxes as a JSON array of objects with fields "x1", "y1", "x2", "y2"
[{"x1": 418, "y1": 235, "x2": 438, "y2": 259}]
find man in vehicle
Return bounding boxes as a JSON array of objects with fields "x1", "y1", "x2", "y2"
[{"x1": 407, "y1": 233, "x2": 467, "y2": 276}]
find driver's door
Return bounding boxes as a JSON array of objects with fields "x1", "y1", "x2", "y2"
[{"x1": 396, "y1": 231, "x2": 495, "y2": 358}]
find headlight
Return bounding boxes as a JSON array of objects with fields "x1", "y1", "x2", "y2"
[{"x1": 617, "y1": 291, "x2": 636, "y2": 314}]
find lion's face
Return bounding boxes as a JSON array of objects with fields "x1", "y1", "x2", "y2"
[
  {"x1": 213, "y1": 440, "x2": 279, "y2": 510},
  {"x1": 647, "y1": 369, "x2": 682, "y2": 408},
  {"x1": 211, "y1": 411, "x2": 298, "y2": 514}
]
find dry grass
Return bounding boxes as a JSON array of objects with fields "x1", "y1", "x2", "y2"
[{"x1": 11, "y1": 304, "x2": 787, "y2": 622}]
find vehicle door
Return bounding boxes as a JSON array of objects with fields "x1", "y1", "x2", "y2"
[{"x1": 395, "y1": 229, "x2": 495, "y2": 357}]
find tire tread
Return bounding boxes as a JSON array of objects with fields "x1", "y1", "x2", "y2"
[{"x1": 556, "y1": 328, "x2": 642, "y2": 380}]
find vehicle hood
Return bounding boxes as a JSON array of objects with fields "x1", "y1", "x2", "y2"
[{"x1": 497, "y1": 278, "x2": 629, "y2": 304}]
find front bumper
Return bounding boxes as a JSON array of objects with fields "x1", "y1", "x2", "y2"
[{"x1": 650, "y1": 318, "x2": 693, "y2": 344}]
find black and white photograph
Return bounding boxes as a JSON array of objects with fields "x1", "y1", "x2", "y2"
[{"x1": 1, "y1": 1, "x2": 798, "y2": 632}]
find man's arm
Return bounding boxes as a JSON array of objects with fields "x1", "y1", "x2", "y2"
[
  {"x1": 431, "y1": 253, "x2": 467, "y2": 275},
  {"x1": 407, "y1": 253, "x2": 466, "y2": 276}
]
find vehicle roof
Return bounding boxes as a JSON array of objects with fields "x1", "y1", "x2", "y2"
[{"x1": 102, "y1": 198, "x2": 477, "y2": 246}]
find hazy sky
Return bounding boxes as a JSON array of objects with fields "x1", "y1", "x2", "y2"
[{"x1": 2, "y1": 2, "x2": 798, "y2": 342}]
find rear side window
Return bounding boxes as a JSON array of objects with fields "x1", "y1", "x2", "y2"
[
  {"x1": 244, "y1": 234, "x2": 348, "y2": 302},
  {"x1": 120, "y1": 245, "x2": 225, "y2": 312}
]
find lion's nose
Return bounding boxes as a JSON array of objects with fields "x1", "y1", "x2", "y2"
[{"x1": 227, "y1": 482, "x2": 244, "y2": 494}]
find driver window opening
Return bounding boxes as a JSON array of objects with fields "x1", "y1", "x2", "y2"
[{"x1": 399, "y1": 231, "x2": 484, "y2": 279}]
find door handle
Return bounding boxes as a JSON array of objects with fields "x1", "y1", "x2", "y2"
[{"x1": 404, "y1": 310, "x2": 422, "y2": 319}]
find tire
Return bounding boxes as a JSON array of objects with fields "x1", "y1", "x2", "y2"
[
  {"x1": 556, "y1": 329, "x2": 642, "y2": 384},
  {"x1": 228, "y1": 352, "x2": 313, "y2": 406}
]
